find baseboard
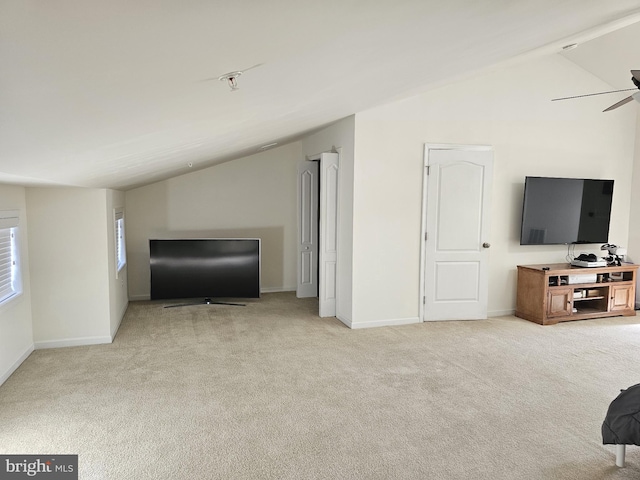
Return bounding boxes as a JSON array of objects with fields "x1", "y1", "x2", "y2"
[
  {"x1": 129, "y1": 294, "x2": 150, "y2": 301},
  {"x1": 489, "y1": 309, "x2": 516, "y2": 317},
  {"x1": 111, "y1": 301, "x2": 130, "y2": 340},
  {"x1": 336, "y1": 313, "x2": 352, "y2": 328},
  {"x1": 34, "y1": 336, "x2": 113, "y2": 350},
  {"x1": 347, "y1": 316, "x2": 421, "y2": 329},
  {"x1": 0, "y1": 344, "x2": 34, "y2": 386},
  {"x1": 261, "y1": 287, "x2": 296, "y2": 294}
]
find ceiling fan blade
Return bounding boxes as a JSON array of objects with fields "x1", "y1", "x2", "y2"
[
  {"x1": 551, "y1": 88, "x2": 635, "y2": 101},
  {"x1": 603, "y1": 95, "x2": 634, "y2": 112},
  {"x1": 632, "y1": 70, "x2": 640, "y2": 82}
]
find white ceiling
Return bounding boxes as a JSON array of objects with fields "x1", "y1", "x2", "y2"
[
  {"x1": 560, "y1": 19, "x2": 640, "y2": 90},
  {"x1": 2, "y1": 1, "x2": 640, "y2": 190}
]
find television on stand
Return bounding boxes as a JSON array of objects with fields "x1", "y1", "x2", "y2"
[{"x1": 149, "y1": 238, "x2": 261, "y2": 307}]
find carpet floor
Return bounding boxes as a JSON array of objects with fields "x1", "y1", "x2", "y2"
[{"x1": 1, "y1": 292, "x2": 639, "y2": 479}]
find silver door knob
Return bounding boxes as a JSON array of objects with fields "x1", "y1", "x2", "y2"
[{"x1": 482, "y1": 243, "x2": 491, "y2": 248}]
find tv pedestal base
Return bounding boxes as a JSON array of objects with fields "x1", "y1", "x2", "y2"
[
  {"x1": 516, "y1": 263, "x2": 638, "y2": 325},
  {"x1": 164, "y1": 297, "x2": 246, "y2": 308}
]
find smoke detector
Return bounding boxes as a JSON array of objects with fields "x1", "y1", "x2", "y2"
[
  {"x1": 215, "y1": 64, "x2": 263, "y2": 91},
  {"x1": 218, "y1": 71, "x2": 243, "y2": 91}
]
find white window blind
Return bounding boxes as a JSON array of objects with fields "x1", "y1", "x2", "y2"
[
  {"x1": 115, "y1": 211, "x2": 126, "y2": 272},
  {"x1": 0, "y1": 211, "x2": 20, "y2": 304}
]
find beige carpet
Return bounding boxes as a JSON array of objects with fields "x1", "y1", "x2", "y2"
[{"x1": 1, "y1": 292, "x2": 639, "y2": 479}]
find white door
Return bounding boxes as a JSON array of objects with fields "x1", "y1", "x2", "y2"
[
  {"x1": 422, "y1": 145, "x2": 493, "y2": 321},
  {"x1": 296, "y1": 160, "x2": 319, "y2": 298},
  {"x1": 319, "y1": 152, "x2": 339, "y2": 317}
]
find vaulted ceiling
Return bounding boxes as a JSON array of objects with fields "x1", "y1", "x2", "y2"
[{"x1": 2, "y1": 1, "x2": 640, "y2": 190}]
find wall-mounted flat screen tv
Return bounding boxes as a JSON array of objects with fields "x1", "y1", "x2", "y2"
[
  {"x1": 149, "y1": 238, "x2": 261, "y2": 300},
  {"x1": 520, "y1": 177, "x2": 614, "y2": 245}
]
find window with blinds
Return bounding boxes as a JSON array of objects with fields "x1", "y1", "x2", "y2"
[
  {"x1": 0, "y1": 211, "x2": 20, "y2": 304},
  {"x1": 115, "y1": 210, "x2": 126, "y2": 273}
]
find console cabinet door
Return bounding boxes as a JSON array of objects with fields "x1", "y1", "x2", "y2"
[
  {"x1": 610, "y1": 284, "x2": 634, "y2": 311},
  {"x1": 547, "y1": 288, "x2": 572, "y2": 318}
]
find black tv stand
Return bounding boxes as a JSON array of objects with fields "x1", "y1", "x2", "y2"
[{"x1": 163, "y1": 297, "x2": 246, "y2": 309}]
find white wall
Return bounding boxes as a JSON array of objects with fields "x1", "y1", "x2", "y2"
[
  {"x1": 125, "y1": 142, "x2": 302, "y2": 300},
  {"x1": 352, "y1": 54, "x2": 636, "y2": 323},
  {"x1": 0, "y1": 186, "x2": 33, "y2": 385},
  {"x1": 106, "y1": 189, "x2": 129, "y2": 337},
  {"x1": 26, "y1": 187, "x2": 112, "y2": 347},
  {"x1": 301, "y1": 116, "x2": 355, "y2": 325}
]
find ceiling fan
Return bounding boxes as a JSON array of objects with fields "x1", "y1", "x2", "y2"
[{"x1": 552, "y1": 70, "x2": 640, "y2": 112}]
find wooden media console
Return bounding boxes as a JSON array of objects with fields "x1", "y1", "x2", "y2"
[{"x1": 516, "y1": 263, "x2": 638, "y2": 325}]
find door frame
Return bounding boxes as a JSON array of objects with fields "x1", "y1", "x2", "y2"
[{"x1": 419, "y1": 143, "x2": 493, "y2": 322}]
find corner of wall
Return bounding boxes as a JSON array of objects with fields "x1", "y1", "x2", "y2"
[
  {"x1": 111, "y1": 300, "x2": 129, "y2": 341},
  {"x1": 0, "y1": 186, "x2": 34, "y2": 387},
  {"x1": 628, "y1": 107, "x2": 640, "y2": 307},
  {"x1": 0, "y1": 344, "x2": 34, "y2": 387}
]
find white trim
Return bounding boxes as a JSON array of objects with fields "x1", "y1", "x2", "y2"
[
  {"x1": 347, "y1": 316, "x2": 421, "y2": 329},
  {"x1": 337, "y1": 316, "x2": 352, "y2": 328},
  {"x1": 0, "y1": 210, "x2": 19, "y2": 229},
  {"x1": 34, "y1": 336, "x2": 113, "y2": 349},
  {"x1": 0, "y1": 344, "x2": 34, "y2": 386},
  {"x1": 419, "y1": 148, "x2": 429, "y2": 324},
  {"x1": 0, "y1": 291, "x2": 23, "y2": 314},
  {"x1": 111, "y1": 301, "x2": 129, "y2": 340},
  {"x1": 129, "y1": 294, "x2": 150, "y2": 301},
  {"x1": 489, "y1": 309, "x2": 516, "y2": 317},
  {"x1": 261, "y1": 286, "x2": 296, "y2": 293},
  {"x1": 334, "y1": 146, "x2": 343, "y2": 321},
  {"x1": 336, "y1": 313, "x2": 351, "y2": 327}
]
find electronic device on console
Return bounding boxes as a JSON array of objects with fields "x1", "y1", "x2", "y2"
[
  {"x1": 570, "y1": 253, "x2": 607, "y2": 268},
  {"x1": 601, "y1": 244, "x2": 627, "y2": 266}
]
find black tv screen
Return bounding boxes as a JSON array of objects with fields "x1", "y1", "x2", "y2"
[
  {"x1": 150, "y1": 239, "x2": 260, "y2": 300},
  {"x1": 520, "y1": 177, "x2": 614, "y2": 245}
]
